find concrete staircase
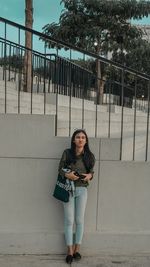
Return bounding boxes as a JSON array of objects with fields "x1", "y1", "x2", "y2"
[
  {"x1": 0, "y1": 72, "x2": 150, "y2": 161},
  {"x1": 0, "y1": 79, "x2": 148, "y2": 134}
]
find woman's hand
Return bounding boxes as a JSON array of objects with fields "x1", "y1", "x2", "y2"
[
  {"x1": 65, "y1": 171, "x2": 79, "y2": 181},
  {"x1": 81, "y1": 173, "x2": 92, "y2": 182}
]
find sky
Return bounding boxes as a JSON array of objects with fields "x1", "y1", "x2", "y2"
[
  {"x1": 0, "y1": 0, "x2": 65, "y2": 55},
  {"x1": 0, "y1": 0, "x2": 63, "y2": 32},
  {"x1": 0, "y1": 0, "x2": 150, "y2": 32},
  {"x1": 0, "y1": 0, "x2": 149, "y2": 57}
]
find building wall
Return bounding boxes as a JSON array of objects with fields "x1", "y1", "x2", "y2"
[{"x1": 0, "y1": 114, "x2": 150, "y2": 255}]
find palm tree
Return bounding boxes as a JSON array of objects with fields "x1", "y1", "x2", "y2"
[{"x1": 24, "y1": 0, "x2": 33, "y2": 92}]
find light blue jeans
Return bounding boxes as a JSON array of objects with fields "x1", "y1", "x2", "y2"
[{"x1": 63, "y1": 187, "x2": 87, "y2": 246}]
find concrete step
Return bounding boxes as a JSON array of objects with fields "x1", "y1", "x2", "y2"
[{"x1": 0, "y1": 80, "x2": 148, "y2": 133}]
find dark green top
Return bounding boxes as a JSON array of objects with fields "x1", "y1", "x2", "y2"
[{"x1": 58, "y1": 149, "x2": 95, "y2": 187}]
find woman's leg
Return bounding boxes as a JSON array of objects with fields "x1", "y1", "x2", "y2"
[
  {"x1": 63, "y1": 196, "x2": 75, "y2": 255},
  {"x1": 74, "y1": 187, "x2": 87, "y2": 252}
]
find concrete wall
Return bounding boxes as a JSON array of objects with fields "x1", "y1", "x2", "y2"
[{"x1": 0, "y1": 114, "x2": 150, "y2": 255}]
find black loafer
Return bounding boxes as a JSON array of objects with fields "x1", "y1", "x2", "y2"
[
  {"x1": 73, "y1": 252, "x2": 81, "y2": 260},
  {"x1": 66, "y1": 254, "x2": 73, "y2": 264}
]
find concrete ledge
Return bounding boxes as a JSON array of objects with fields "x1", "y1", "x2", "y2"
[{"x1": 1, "y1": 232, "x2": 150, "y2": 254}]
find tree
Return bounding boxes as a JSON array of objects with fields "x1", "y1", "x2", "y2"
[
  {"x1": 42, "y1": 0, "x2": 150, "y2": 103},
  {"x1": 112, "y1": 38, "x2": 150, "y2": 98},
  {"x1": 0, "y1": 55, "x2": 23, "y2": 71},
  {"x1": 113, "y1": 38, "x2": 150, "y2": 74},
  {"x1": 24, "y1": 0, "x2": 33, "y2": 92}
]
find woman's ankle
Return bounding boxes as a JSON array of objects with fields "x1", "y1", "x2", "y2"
[
  {"x1": 67, "y1": 245, "x2": 73, "y2": 255},
  {"x1": 74, "y1": 244, "x2": 80, "y2": 253}
]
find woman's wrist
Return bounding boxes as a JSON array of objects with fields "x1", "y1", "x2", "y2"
[{"x1": 88, "y1": 173, "x2": 93, "y2": 180}]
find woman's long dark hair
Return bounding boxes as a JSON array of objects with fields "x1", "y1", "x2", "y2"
[{"x1": 69, "y1": 129, "x2": 95, "y2": 171}]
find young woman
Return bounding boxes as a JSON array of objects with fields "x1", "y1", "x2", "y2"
[{"x1": 58, "y1": 129, "x2": 95, "y2": 264}]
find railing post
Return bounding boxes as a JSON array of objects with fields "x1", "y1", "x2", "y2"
[
  {"x1": 48, "y1": 55, "x2": 51, "y2": 93},
  {"x1": 108, "y1": 67, "x2": 112, "y2": 138},
  {"x1": 55, "y1": 52, "x2": 58, "y2": 136},
  {"x1": 82, "y1": 54, "x2": 85, "y2": 130},
  {"x1": 4, "y1": 22, "x2": 7, "y2": 114},
  {"x1": 43, "y1": 46, "x2": 46, "y2": 114},
  {"x1": 68, "y1": 57, "x2": 72, "y2": 137},
  {"x1": 145, "y1": 80, "x2": 150, "y2": 161},
  {"x1": 133, "y1": 75, "x2": 137, "y2": 161},
  {"x1": 95, "y1": 76, "x2": 98, "y2": 138},
  {"x1": 8, "y1": 45, "x2": 11, "y2": 81},
  {"x1": 120, "y1": 67, "x2": 125, "y2": 160},
  {"x1": 18, "y1": 28, "x2": 21, "y2": 114},
  {"x1": 82, "y1": 70, "x2": 84, "y2": 130}
]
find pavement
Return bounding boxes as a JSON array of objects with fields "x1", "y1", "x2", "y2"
[{"x1": 1, "y1": 254, "x2": 150, "y2": 267}]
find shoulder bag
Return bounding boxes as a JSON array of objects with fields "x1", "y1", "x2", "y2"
[{"x1": 53, "y1": 174, "x2": 72, "y2": 202}]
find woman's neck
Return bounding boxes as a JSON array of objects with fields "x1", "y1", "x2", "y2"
[{"x1": 76, "y1": 147, "x2": 84, "y2": 155}]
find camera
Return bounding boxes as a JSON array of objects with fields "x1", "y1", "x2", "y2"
[
  {"x1": 62, "y1": 168, "x2": 71, "y2": 173},
  {"x1": 62, "y1": 168, "x2": 86, "y2": 180}
]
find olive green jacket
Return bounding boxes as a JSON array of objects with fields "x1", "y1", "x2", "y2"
[{"x1": 58, "y1": 149, "x2": 95, "y2": 187}]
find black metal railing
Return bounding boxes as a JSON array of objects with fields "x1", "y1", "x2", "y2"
[{"x1": 0, "y1": 17, "x2": 150, "y2": 161}]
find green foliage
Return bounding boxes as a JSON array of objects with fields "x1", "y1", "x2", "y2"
[
  {"x1": 0, "y1": 55, "x2": 23, "y2": 70},
  {"x1": 112, "y1": 38, "x2": 150, "y2": 75},
  {"x1": 42, "y1": 0, "x2": 150, "y2": 54}
]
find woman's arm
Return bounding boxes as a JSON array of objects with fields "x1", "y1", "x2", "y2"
[
  {"x1": 58, "y1": 150, "x2": 68, "y2": 177},
  {"x1": 58, "y1": 150, "x2": 79, "y2": 181},
  {"x1": 81, "y1": 172, "x2": 94, "y2": 182}
]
